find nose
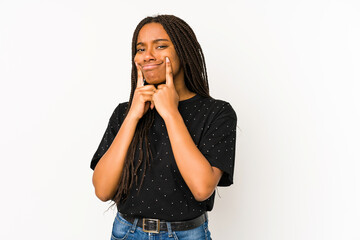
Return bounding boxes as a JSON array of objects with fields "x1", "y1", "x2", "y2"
[{"x1": 143, "y1": 48, "x2": 155, "y2": 62}]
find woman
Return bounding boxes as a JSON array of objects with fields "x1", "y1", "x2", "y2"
[{"x1": 90, "y1": 14, "x2": 237, "y2": 240}]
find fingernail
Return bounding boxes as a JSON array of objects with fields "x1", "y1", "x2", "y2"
[{"x1": 166, "y1": 57, "x2": 169, "y2": 63}]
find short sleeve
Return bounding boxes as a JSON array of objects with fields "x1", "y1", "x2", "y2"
[
  {"x1": 89, "y1": 103, "x2": 127, "y2": 170},
  {"x1": 199, "y1": 102, "x2": 237, "y2": 186}
]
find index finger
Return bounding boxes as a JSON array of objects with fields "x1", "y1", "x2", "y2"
[
  {"x1": 135, "y1": 62, "x2": 144, "y2": 87},
  {"x1": 165, "y1": 57, "x2": 174, "y2": 86}
]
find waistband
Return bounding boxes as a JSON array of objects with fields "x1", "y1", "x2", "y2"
[{"x1": 119, "y1": 212, "x2": 208, "y2": 233}]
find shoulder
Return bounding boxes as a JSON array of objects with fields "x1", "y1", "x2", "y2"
[
  {"x1": 114, "y1": 101, "x2": 129, "y2": 112},
  {"x1": 199, "y1": 96, "x2": 237, "y2": 120},
  {"x1": 109, "y1": 101, "x2": 129, "y2": 123}
]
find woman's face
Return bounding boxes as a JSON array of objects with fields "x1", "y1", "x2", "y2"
[{"x1": 134, "y1": 22, "x2": 183, "y2": 85}]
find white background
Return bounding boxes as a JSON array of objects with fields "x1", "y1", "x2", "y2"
[{"x1": 1, "y1": 0, "x2": 359, "y2": 239}]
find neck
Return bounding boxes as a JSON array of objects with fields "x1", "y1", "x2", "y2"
[{"x1": 173, "y1": 69, "x2": 196, "y2": 101}]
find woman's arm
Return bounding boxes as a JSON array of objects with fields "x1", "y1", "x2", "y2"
[
  {"x1": 152, "y1": 57, "x2": 223, "y2": 201},
  {"x1": 92, "y1": 65, "x2": 156, "y2": 201},
  {"x1": 164, "y1": 113, "x2": 223, "y2": 202},
  {"x1": 92, "y1": 114, "x2": 138, "y2": 201}
]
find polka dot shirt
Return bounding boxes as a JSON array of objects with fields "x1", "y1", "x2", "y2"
[{"x1": 90, "y1": 94, "x2": 237, "y2": 221}]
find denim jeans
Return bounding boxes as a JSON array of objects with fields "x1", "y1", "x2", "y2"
[{"x1": 110, "y1": 211, "x2": 212, "y2": 240}]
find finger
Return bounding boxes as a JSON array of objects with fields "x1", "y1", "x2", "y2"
[
  {"x1": 135, "y1": 62, "x2": 144, "y2": 87},
  {"x1": 137, "y1": 90, "x2": 156, "y2": 95},
  {"x1": 139, "y1": 85, "x2": 156, "y2": 91},
  {"x1": 165, "y1": 57, "x2": 174, "y2": 86},
  {"x1": 137, "y1": 89, "x2": 156, "y2": 96},
  {"x1": 156, "y1": 84, "x2": 166, "y2": 89},
  {"x1": 140, "y1": 94, "x2": 154, "y2": 103}
]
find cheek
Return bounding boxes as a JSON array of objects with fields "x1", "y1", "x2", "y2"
[
  {"x1": 167, "y1": 50, "x2": 180, "y2": 68},
  {"x1": 171, "y1": 58, "x2": 182, "y2": 74}
]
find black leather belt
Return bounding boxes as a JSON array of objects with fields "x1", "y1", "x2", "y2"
[{"x1": 119, "y1": 212, "x2": 208, "y2": 233}]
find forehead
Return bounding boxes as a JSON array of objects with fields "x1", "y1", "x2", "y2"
[{"x1": 137, "y1": 23, "x2": 170, "y2": 43}]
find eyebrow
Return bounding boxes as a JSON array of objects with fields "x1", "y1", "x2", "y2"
[{"x1": 136, "y1": 39, "x2": 170, "y2": 46}]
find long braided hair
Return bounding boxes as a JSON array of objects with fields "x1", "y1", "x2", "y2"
[{"x1": 111, "y1": 14, "x2": 211, "y2": 206}]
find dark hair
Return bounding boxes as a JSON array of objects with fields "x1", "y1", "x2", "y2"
[{"x1": 111, "y1": 14, "x2": 210, "y2": 206}]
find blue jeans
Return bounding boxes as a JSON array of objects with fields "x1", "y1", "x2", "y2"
[{"x1": 111, "y1": 211, "x2": 212, "y2": 240}]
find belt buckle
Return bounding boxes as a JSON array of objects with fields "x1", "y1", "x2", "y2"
[{"x1": 142, "y1": 218, "x2": 160, "y2": 233}]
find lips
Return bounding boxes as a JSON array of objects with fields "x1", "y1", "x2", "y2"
[{"x1": 141, "y1": 63, "x2": 161, "y2": 70}]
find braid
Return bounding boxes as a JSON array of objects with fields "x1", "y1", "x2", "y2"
[
  {"x1": 111, "y1": 14, "x2": 210, "y2": 207},
  {"x1": 159, "y1": 15, "x2": 209, "y2": 96}
]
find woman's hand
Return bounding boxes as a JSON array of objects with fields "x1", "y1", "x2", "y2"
[
  {"x1": 153, "y1": 57, "x2": 180, "y2": 119},
  {"x1": 127, "y1": 63, "x2": 156, "y2": 121}
]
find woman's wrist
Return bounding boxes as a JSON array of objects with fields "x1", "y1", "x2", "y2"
[
  {"x1": 124, "y1": 111, "x2": 141, "y2": 124},
  {"x1": 163, "y1": 109, "x2": 182, "y2": 125}
]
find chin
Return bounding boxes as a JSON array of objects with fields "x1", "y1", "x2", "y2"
[{"x1": 145, "y1": 78, "x2": 166, "y2": 85}]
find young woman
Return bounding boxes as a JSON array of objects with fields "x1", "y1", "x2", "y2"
[{"x1": 90, "y1": 14, "x2": 237, "y2": 240}]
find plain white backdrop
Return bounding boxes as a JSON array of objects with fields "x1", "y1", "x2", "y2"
[{"x1": 1, "y1": 0, "x2": 359, "y2": 239}]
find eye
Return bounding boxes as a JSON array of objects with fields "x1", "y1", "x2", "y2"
[
  {"x1": 136, "y1": 48, "x2": 145, "y2": 52},
  {"x1": 157, "y1": 45, "x2": 168, "y2": 49}
]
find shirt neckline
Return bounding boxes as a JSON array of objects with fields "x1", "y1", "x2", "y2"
[{"x1": 178, "y1": 94, "x2": 201, "y2": 105}]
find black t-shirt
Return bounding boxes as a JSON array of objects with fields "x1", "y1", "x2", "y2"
[{"x1": 90, "y1": 94, "x2": 237, "y2": 221}]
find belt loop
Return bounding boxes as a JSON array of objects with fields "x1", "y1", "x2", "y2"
[
  {"x1": 130, "y1": 218, "x2": 138, "y2": 233},
  {"x1": 166, "y1": 222, "x2": 173, "y2": 237}
]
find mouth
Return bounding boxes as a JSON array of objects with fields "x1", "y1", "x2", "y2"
[{"x1": 141, "y1": 63, "x2": 161, "y2": 71}]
